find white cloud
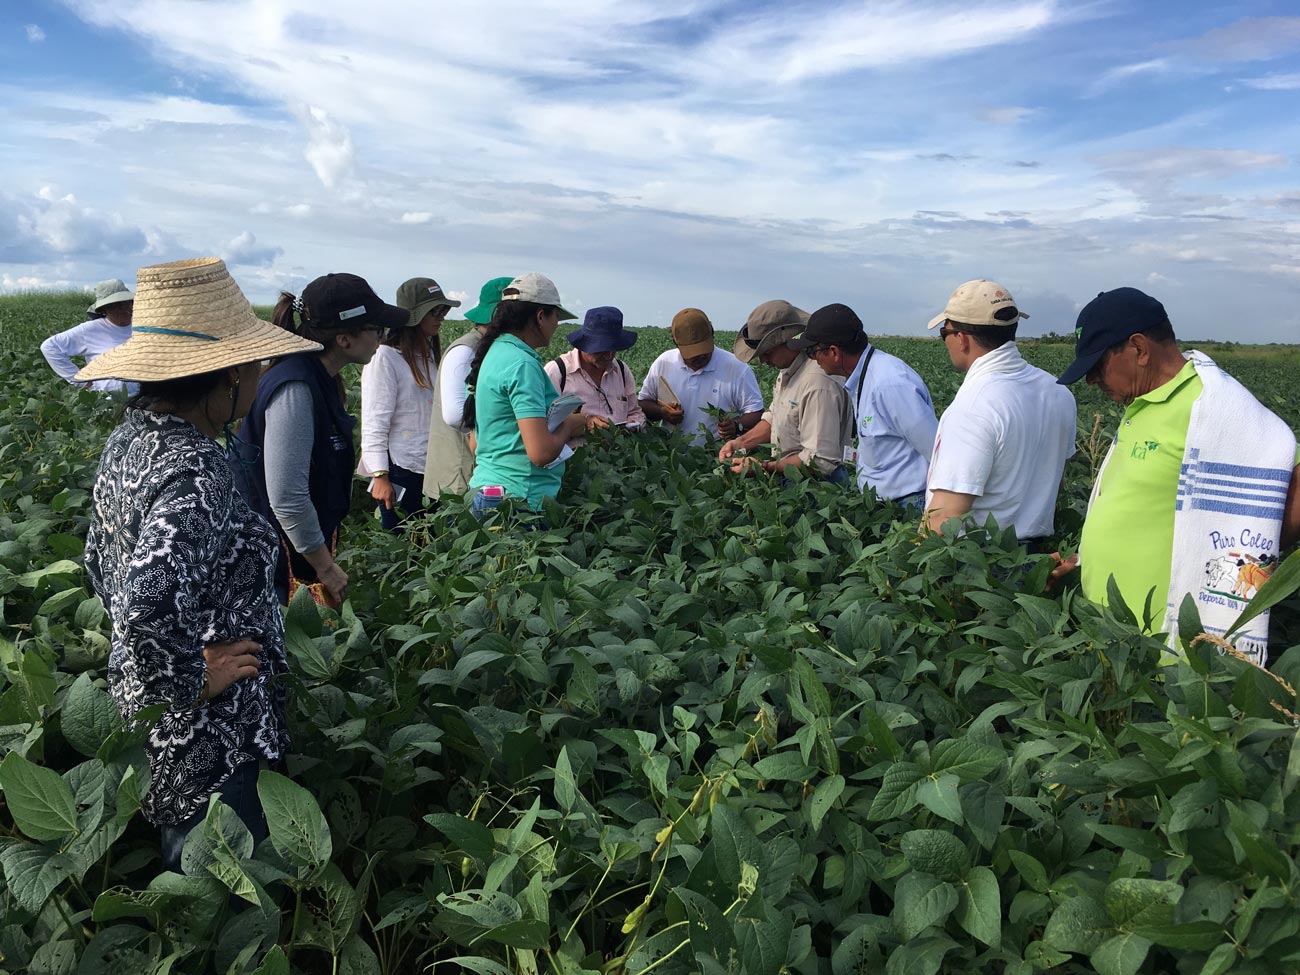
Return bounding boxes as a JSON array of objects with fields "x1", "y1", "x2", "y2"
[
  {"x1": 285, "y1": 203, "x2": 312, "y2": 218},
  {"x1": 221, "y1": 230, "x2": 282, "y2": 267},
  {"x1": 1177, "y1": 16, "x2": 1300, "y2": 63},
  {"x1": 1240, "y1": 72, "x2": 1300, "y2": 90},
  {"x1": 2, "y1": 188, "x2": 150, "y2": 262},
  {"x1": 25, "y1": 24, "x2": 46, "y2": 43},
  {"x1": 1090, "y1": 58, "x2": 1172, "y2": 93},
  {"x1": 2, "y1": 272, "x2": 79, "y2": 292},
  {"x1": 978, "y1": 106, "x2": 1036, "y2": 125},
  {"x1": 398, "y1": 211, "x2": 433, "y2": 225},
  {"x1": 303, "y1": 106, "x2": 355, "y2": 190}
]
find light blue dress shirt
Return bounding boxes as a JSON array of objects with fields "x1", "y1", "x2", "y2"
[{"x1": 845, "y1": 344, "x2": 937, "y2": 501}]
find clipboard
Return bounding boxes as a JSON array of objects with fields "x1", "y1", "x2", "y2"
[{"x1": 658, "y1": 377, "x2": 681, "y2": 407}]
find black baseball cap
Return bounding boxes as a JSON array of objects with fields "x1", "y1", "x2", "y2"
[
  {"x1": 301, "y1": 273, "x2": 409, "y2": 331},
  {"x1": 788, "y1": 302, "x2": 866, "y2": 350},
  {"x1": 1058, "y1": 287, "x2": 1169, "y2": 385}
]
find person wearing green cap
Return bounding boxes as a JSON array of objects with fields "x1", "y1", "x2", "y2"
[
  {"x1": 361, "y1": 276, "x2": 461, "y2": 529},
  {"x1": 423, "y1": 276, "x2": 513, "y2": 499},
  {"x1": 40, "y1": 278, "x2": 137, "y2": 393}
]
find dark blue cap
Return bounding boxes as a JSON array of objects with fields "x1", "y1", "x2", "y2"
[
  {"x1": 566, "y1": 305, "x2": 637, "y2": 353},
  {"x1": 1058, "y1": 287, "x2": 1169, "y2": 385}
]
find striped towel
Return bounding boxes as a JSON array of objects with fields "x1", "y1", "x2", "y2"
[{"x1": 1167, "y1": 352, "x2": 1296, "y2": 664}]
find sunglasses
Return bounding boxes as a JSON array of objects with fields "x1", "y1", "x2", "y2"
[
  {"x1": 803, "y1": 344, "x2": 832, "y2": 359},
  {"x1": 938, "y1": 324, "x2": 964, "y2": 340}
]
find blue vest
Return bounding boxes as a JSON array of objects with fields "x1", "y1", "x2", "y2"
[{"x1": 233, "y1": 355, "x2": 355, "y2": 594}]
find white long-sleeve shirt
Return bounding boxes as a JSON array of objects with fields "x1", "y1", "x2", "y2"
[
  {"x1": 359, "y1": 345, "x2": 436, "y2": 475},
  {"x1": 40, "y1": 319, "x2": 137, "y2": 393},
  {"x1": 439, "y1": 342, "x2": 475, "y2": 429}
]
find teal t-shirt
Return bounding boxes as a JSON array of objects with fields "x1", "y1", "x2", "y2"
[{"x1": 468, "y1": 333, "x2": 564, "y2": 509}]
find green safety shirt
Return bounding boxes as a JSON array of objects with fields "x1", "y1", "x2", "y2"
[
  {"x1": 468, "y1": 333, "x2": 564, "y2": 509},
  {"x1": 1080, "y1": 361, "x2": 1201, "y2": 625}
]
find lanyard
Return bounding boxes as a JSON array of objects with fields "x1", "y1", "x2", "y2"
[{"x1": 854, "y1": 346, "x2": 876, "y2": 419}]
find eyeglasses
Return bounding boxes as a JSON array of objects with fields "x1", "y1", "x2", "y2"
[
  {"x1": 741, "y1": 328, "x2": 760, "y2": 349},
  {"x1": 803, "y1": 345, "x2": 832, "y2": 359}
]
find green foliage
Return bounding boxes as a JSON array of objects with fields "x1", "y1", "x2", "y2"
[{"x1": 0, "y1": 293, "x2": 1298, "y2": 973}]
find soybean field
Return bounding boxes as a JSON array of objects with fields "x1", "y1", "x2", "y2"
[{"x1": 1, "y1": 291, "x2": 1300, "y2": 975}]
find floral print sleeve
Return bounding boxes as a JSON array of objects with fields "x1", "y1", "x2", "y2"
[{"x1": 85, "y1": 409, "x2": 290, "y2": 825}]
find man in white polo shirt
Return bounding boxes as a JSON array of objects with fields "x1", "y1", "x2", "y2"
[
  {"x1": 924, "y1": 279, "x2": 1076, "y2": 547},
  {"x1": 791, "y1": 302, "x2": 937, "y2": 506},
  {"x1": 639, "y1": 307, "x2": 765, "y2": 446}
]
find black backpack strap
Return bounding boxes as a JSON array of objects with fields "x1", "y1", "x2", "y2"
[{"x1": 556, "y1": 357, "x2": 567, "y2": 391}]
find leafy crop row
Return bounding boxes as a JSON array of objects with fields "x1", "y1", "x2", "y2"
[{"x1": 0, "y1": 298, "x2": 1298, "y2": 974}]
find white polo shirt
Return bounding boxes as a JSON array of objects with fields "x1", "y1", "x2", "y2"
[
  {"x1": 845, "y1": 344, "x2": 937, "y2": 500},
  {"x1": 638, "y1": 347, "x2": 765, "y2": 445},
  {"x1": 926, "y1": 342, "x2": 1076, "y2": 539}
]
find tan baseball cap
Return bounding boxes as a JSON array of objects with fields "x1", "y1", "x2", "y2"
[
  {"x1": 500, "y1": 272, "x2": 577, "y2": 320},
  {"x1": 671, "y1": 308, "x2": 714, "y2": 358},
  {"x1": 926, "y1": 279, "x2": 1029, "y2": 330},
  {"x1": 733, "y1": 300, "x2": 809, "y2": 364}
]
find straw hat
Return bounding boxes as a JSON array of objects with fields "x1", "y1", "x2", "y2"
[{"x1": 75, "y1": 258, "x2": 322, "y2": 383}]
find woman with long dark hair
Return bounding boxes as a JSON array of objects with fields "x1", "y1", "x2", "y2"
[
  {"x1": 464, "y1": 273, "x2": 588, "y2": 517},
  {"x1": 77, "y1": 257, "x2": 321, "y2": 868},
  {"x1": 236, "y1": 272, "x2": 407, "y2": 606},
  {"x1": 360, "y1": 276, "x2": 460, "y2": 528}
]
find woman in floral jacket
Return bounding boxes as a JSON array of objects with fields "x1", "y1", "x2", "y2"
[{"x1": 77, "y1": 257, "x2": 320, "y2": 868}]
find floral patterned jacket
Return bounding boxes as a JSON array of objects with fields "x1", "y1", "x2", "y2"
[{"x1": 84, "y1": 409, "x2": 290, "y2": 825}]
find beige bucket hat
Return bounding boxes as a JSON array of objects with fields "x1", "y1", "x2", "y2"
[
  {"x1": 75, "y1": 258, "x2": 322, "y2": 383},
  {"x1": 733, "y1": 300, "x2": 810, "y2": 364}
]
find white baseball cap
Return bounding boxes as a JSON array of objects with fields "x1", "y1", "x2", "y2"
[
  {"x1": 499, "y1": 272, "x2": 577, "y2": 321},
  {"x1": 926, "y1": 279, "x2": 1029, "y2": 330}
]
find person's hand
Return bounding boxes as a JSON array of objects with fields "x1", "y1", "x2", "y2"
[
  {"x1": 585, "y1": 415, "x2": 612, "y2": 433},
  {"x1": 317, "y1": 561, "x2": 348, "y2": 608},
  {"x1": 201, "y1": 639, "x2": 262, "y2": 700},
  {"x1": 718, "y1": 439, "x2": 744, "y2": 462},
  {"x1": 729, "y1": 455, "x2": 765, "y2": 477},
  {"x1": 661, "y1": 403, "x2": 684, "y2": 425},
  {"x1": 562, "y1": 412, "x2": 589, "y2": 439},
  {"x1": 718, "y1": 416, "x2": 739, "y2": 439},
  {"x1": 369, "y1": 474, "x2": 396, "y2": 510},
  {"x1": 1046, "y1": 552, "x2": 1079, "y2": 592}
]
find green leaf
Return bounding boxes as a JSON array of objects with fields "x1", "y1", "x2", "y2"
[
  {"x1": 297, "y1": 862, "x2": 361, "y2": 953},
  {"x1": 956, "y1": 866, "x2": 1001, "y2": 947},
  {"x1": 424, "y1": 813, "x2": 496, "y2": 860},
  {"x1": 1131, "y1": 921, "x2": 1224, "y2": 951},
  {"x1": 0, "y1": 839, "x2": 76, "y2": 912},
  {"x1": 670, "y1": 888, "x2": 736, "y2": 969},
  {"x1": 930, "y1": 738, "x2": 1005, "y2": 781},
  {"x1": 252, "y1": 946, "x2": 289, "y2": 975},
  {"x1": 1200, "y1": 942, "x2": 1239, "y2": 975},
  {"x1": 751, "y1": 751, "x2": 817, "y2": 781},
  {"x1": 553, "y1": 746, "x2": 577, "y2": 813},
  {"x1": 807, "y1": 774, "x2": 844, "y2": 832},
  {"x1": 0, "y1": 751, "x2": 79, "y2": 841},
  {"x1": 1228, "y1": 547, "x2": 1300, "y2": 637},
  {"x1": 900, "y1": 830, "x2": 968, "y2": 882},
  {"x1": 893, "y1": 871, "x2": 959, "y2": 941},
  {"x1": 735, "y1": 910, "x2": 792, "y2": 975},
  {"x1": 1104, "y1": 877, "x2": 1181, "y2": 929},
  {"x1": 1008, "y1": 850, "x2": 1049, "y2": 892},
  {"x1": 1091, "y1": 932, "x2": 1153, "y2": 975},
  {"x1": 869, "y1": 762, "x2": 924, "y2": 820},
  {"x1": 882, "y1": 934, "x2": 957, "y2": 975},
  {"x1": 436, "y1": 889, "x2": 523, "y2": 946},
  {"x1": 916, "y1": 773, "x2": 963, "y2": 825},
  {"x1": 1044, "y1": 895, "x2": 1112, "y2": 955},
  {"x1": 256, "y1": 769, "x2": 331, "y2": 874},
  {"x1": 61, "y1": 674, "x2": 122, "y2": 758}
]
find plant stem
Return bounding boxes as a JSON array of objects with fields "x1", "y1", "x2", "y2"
[{"x1": 564, "y1": 857, "x2": 615, "y2": 943}]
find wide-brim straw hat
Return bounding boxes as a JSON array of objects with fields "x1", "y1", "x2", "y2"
[{"x1": 75, "y1": 258, "x2": 322, "y2": 383}]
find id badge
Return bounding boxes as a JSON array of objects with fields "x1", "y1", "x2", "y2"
[{"x1": 842, "y1": 444, "x2": 858, "y2": 465}]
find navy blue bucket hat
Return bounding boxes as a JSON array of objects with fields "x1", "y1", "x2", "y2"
[
  {"x1": 567, "y1": 306, "x2": 638, "y2": 353},
  {"x1": 1058, "y1": 287, "x2": 1169, "y2": 385}
]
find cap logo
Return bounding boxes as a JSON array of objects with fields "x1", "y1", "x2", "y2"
[
  {"x1": 338, "y1": 305, "x2": 367, "y2": 321},
  {"x1": 427, "y1": 286, "x2": 442, "y2": 295},
  {"x1": 994, "y1": 290, "x2": 1005, "y2": 298}
]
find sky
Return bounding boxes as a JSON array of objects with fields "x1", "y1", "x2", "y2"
[{"x1": 3, "y1": 1, "x2": 1300, "y2": 341}]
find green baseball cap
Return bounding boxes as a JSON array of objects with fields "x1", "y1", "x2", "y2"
[
  {"x1": 463, "y1": 276, "x2": 515, "y2": 325},
  {"x1": 395, "y1": 277, "x2": 460, "y2": 327}
]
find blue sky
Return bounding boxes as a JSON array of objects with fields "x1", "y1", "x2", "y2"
[{"x1": 3, "y1": 1, "x2": 1300, "y2": 341}]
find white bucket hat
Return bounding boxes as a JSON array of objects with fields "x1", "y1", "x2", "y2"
[
  {"x1": 87, "y1": 278, "x2": 134, "y2": 314},
  {"x1": 75, "y1": 258, "x2": 322, "y2": 383}
]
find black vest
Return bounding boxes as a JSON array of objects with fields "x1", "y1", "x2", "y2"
[{"x1": 234, "y1": 355, "x2": 355, "y2": 594}]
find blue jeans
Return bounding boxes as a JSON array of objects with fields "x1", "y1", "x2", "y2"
[
  {"x1": 468, "y1": 488, "x2": 548, "y2": 530},
  {"x1": 159, "y1": 761, "x2": 268, "y2": 872},
  {"x1": 377, "y1": 462, "x2": 429, "y2": 531},
  {"x1": 893, "y1": 490, "x2": 926, "y2": 511}
]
